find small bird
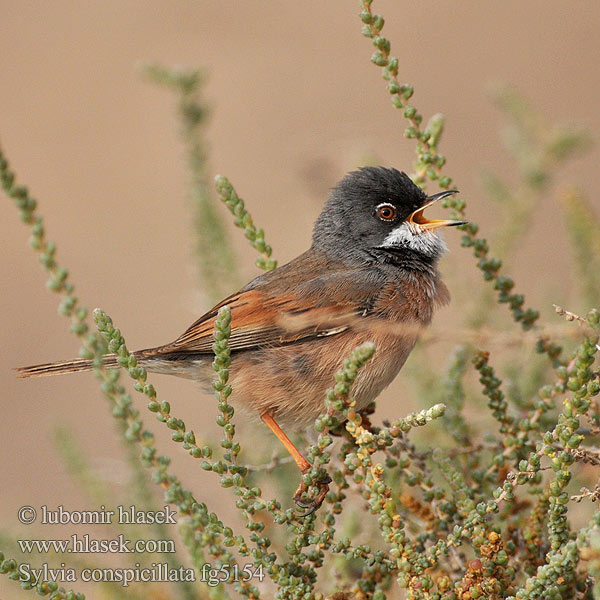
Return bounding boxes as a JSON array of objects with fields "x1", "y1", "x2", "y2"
[{"x1": 17, "y1": 167, "x2": 465, "y2": 513}]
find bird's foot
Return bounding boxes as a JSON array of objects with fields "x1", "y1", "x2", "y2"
[{"x1": 293, "y1": 473, "x2": 332, "y2": 517}]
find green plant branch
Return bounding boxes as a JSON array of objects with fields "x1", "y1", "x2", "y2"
[
  {"x1": 470, "y1": 86, "x2": 592, "y2": 336},
  {"x1": 0, "y1": 145, "x2": 243, "y2": 599},
  {"x1": 561, "y1": 189, "x2": 600, "y2": 311},
  {"x1": 143, "y1": 64, "x2": 240, "y2": 304},
  {"x1": 88, "y1": 316, "x2": 245, "y2": 599},
  {"x1": 0, "y1": 552, "x2": 84, "y2": 599},
  {"x1": 357, "y1": 0, "x2": 565, "y2": 347},
  {"x1": 214, "y1": 176, "x2": 277, "y2": 272}
]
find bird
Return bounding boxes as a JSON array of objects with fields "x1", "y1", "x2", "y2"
[{"x1": 17, "y1": 166, "x2": 465, "y2": 514}]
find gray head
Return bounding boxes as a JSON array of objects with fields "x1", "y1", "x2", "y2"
[{"x1": 312, "y1": 167, "x2": 464, "y2": 265}]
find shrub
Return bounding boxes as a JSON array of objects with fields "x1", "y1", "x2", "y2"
[{"x1": 1, "y1": 3, "x2": 599, "y2": 599}]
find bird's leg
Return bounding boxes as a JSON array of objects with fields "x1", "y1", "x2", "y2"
[
  {"x1": 260, "y1": 413, "x2": 311, "y2": 471},
  {"x1": 260, "y1": 413, "x2": 330, "y2": 515}
]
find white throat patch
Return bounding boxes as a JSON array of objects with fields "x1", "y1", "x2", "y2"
[{"x1": 380, "y1": 222, "x2": 448, "y2": 257}]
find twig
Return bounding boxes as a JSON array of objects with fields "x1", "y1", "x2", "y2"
[{"x1": 243, "y1": 453, "x2": 294, "y2": 473}]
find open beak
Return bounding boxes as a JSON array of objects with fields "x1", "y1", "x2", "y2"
[{"x1": 408, "y1": 190, "x2": 467, "y2": 231}]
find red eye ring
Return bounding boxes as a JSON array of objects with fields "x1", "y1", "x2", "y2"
[{"x1": 376, "y1": 203, "x2": 397, "y2": 221}]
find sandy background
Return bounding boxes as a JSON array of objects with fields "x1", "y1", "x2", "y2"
[{"x1": 1, "y1": 1, "x2": 599, "y2": 598}]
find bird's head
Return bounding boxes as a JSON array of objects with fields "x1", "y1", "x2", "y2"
[{"x1": 312, "y1": 166, "x2": 465, "y2": 263}]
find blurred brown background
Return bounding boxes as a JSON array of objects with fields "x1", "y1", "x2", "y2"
[{"x1": 1, "y1": 1, "x2": 599, "y2": 597}]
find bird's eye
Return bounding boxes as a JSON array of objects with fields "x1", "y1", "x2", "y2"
[{"x1": 376, "y1": 203, "x2": 397, "y2": 222}]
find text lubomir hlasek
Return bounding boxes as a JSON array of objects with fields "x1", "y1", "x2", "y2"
[{"x1": 40, "y1": 505, "x2": 176, "y2": 525}]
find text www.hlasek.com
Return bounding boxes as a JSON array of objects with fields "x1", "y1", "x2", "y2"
[{"x1": 18, "y1": 534, "x2": 175, "y2": 554}]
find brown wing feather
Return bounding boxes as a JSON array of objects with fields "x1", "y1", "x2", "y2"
[{"x1": 150, "y1": 288, "x2": 363, "y2": 357}]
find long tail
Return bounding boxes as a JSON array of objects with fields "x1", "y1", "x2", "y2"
[{"x1": 15, "y1": 354, "x2": 121, "y2": 378}]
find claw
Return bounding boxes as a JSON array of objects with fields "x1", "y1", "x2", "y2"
[
  {"x1": 293, "y1": 474, "x2": 331, "y2": 517},
  {"x1": 294, "y1": 492, "x2": 318, "y2": 509},
  {"x1": 296, "y1": 502, "x2": 319, "y2": 518}
]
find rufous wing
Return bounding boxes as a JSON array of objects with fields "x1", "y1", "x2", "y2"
[{"x1": 148, "y1": 288, "x2": 365, "y2": 357}]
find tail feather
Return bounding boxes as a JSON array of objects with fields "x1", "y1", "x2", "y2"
[{"x1": 15, "y1": 354, "x2": 120, "y2": 378}]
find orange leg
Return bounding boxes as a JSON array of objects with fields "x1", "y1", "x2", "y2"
[
  {"x1": 260, "y1": 412, "x2": 330, "y2": 515},
  {"x1": 260, "y1": 413, "x2": 311, "y2": 473}
]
